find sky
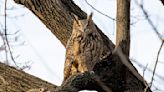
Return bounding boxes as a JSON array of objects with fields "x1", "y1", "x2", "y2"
[{"x1": 0, "y1": 0, "x2": 164, "y2": 92}]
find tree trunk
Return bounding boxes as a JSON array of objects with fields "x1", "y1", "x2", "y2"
[
  {"x1": 0, "y1": 0, "x2": 152, "y2": 91},
  {"x1": 116, "y1": 0, "x2": 130, "y2": 56}
]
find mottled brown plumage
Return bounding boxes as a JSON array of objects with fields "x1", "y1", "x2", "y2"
[{"x1": 64, "y1": 14, "x2": 103, "y2": 81}]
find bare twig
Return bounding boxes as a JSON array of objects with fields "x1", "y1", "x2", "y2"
[
  {"x1": 152, "y1": 84, "x2": 164, "y2": 92},
  {"x1": 134, "y1": 0, "x2": 164, "y2": 88},
  {"x1": 143, "y1": 64, "x2": 148, "y2": 78},
  {"x1": 150, "y1": 41, "x2": 164, "y2": 87},
  {"x1": 0, "y1": 23, "x2": 8, "y2": 64},
  {"x1": 4, "y1": 0, "x2": 19, "y2": 67},
  {"x1": 84, "y1": 0, "x2": 116, "y2": 36},
  {"x1": 4, "y1": 0, "x2": 9, "y2": 65},
  {"x1": 134, "y1": 0, "x2": 163, "y2": 40},
  {"x1": 84, "y1": 0, "x2": 116, "y2": 21},
  {"x1": 131, "y1": 58, "x2": 164, "y2": 81}
]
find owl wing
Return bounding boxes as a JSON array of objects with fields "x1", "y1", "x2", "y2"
[
  {"x1": 64, "y1": 38, "x2": 74, "y2": 81},
  {"x1": 79, "y1": 32, "x2": 103, "y2": 71}
]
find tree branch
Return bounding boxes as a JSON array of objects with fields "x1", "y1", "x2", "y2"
[
  {"x1": 150, "y1": 42, "x2": 164, "y2": 87},
  {"x1": 116, "y1": 0, "x2": 131, "y2": 56},
  {"x1": 0, "y1": 62, "x2": 56, "y2": 92}
]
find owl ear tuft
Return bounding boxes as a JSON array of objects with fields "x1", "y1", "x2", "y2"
[
  {"x1": 72, "y1": 14, "x2": 81, "y2": 26},
  {"x1": 87, "y1": 12, "x2": 93, "y2": 22},
  {"x1": 85, "y1": 13, "x2": 93, "y2": 28}
]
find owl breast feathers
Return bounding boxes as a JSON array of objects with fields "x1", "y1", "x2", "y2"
[{"x1": 64, "y1": 14, "x2": 104, "y2": 81}]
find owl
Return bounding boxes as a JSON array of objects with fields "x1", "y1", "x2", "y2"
[{"x1": 63, "y1": 13, "x2": 104, "y2": 81}]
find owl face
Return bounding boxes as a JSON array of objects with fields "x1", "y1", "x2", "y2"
[{"x1": 72, "y1": 13, "x2": 96, "y2": 37}]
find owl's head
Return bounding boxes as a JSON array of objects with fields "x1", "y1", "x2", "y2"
[{"x1": 72, "y1": 13, "x2": 97, "y2": 36}]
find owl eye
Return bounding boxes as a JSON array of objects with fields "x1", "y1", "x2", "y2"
[{"x1": 77, "y1": 35, "x2": 81, "y2": 38}]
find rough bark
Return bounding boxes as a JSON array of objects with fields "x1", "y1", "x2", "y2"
[
  {"x1": 0, "y1": 0, "x2": 152, "y2": 91},
  {"x1": 116, "y1": 0, "x2": 130, "y2": 56},
  {"x1": 0, "y1": 62, "x2": 56, "y2": 92}
]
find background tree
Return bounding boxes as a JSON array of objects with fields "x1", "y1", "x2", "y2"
[{"x1": 116, "y1": 0, "x2": 130, "y2": 56}]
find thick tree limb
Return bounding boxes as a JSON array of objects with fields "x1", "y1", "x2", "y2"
[{"x1": 0, "y1": 62, "x2": 56, "y2": 92}]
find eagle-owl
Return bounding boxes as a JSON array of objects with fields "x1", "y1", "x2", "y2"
[{"x1": 64, "y1": 14, "x2": 103, "y2": 81}]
